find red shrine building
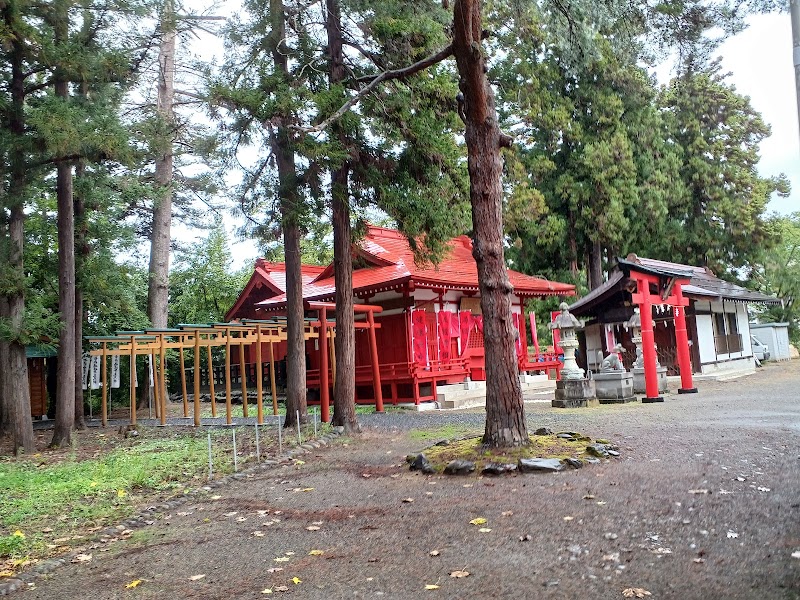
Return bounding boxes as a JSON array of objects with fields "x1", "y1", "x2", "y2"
[{"x1": 226, "y1": 225, "x2": 575, "y2": 405}]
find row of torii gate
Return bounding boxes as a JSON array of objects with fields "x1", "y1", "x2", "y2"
[{"x1": 86, "y1": 302, "x2": 383, "y2": 427}]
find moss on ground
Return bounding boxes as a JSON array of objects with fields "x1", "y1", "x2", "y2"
[{"x1": 421, "y1": 432, "x2": 604, "y2": 473}]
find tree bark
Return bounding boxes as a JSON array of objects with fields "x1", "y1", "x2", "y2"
[
  {"x1": 0, "y1": 10, "x2": 35, "y2": 453},
  {"x1": 51, "y1": 8, "x2": 76, "y2": 448},
  {"x1": 452, "y1": 0, "x2": 527, "y2": 447},
  {"x1": 587, "y1": 239, "x2": 603, "y2": 291},
  {"x1": 327, "y1": 0, "x2": 358, "y2": 432},
  {"x1": 74, "y1": 160, "x2": 87, "y2": 431},
  {"x1": 269, "y1": 0, "x2": 307, "y2": 428}
]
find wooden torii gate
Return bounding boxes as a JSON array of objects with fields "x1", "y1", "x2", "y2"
[{"x1": 86, "y1": 308, "x2": 384, "y2": 426}]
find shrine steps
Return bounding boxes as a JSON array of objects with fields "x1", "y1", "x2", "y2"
[{"x1": 437, "y1": 375, "x2": 555, "y2": 410}]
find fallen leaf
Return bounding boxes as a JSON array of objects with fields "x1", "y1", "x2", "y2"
[
  {"x1": 361, "y1": 473, "x2": 371, "y2": 478},
  {"x1": 71, "y1": 554, "x2": 92, "y2": 563},
  {"x1": 12, "y1": 531, "x2": 25, "y2": 539},
  {"x1": 688, "y1": 489, "x2": 709, "y2": 495},
  {"x1": 308, "y1": 550, "x2": 324, "y2": 556},
  {"x1": 519, "y1": 534, "x2": 532, "y2": 542},
  {"x1": 189, "y1": 574, "x2": 206, "y2": 581},
  {"x1": 253, "y1": 531, "x2": 265, "y2": 537},
  {"x1": 596, "y1": 501, "x2": 607, "y2": 506},
  {"x1": 563, "y1": 516, "x2": 574, "y2": 521},
  {"x1": 117, "y1": 489, "x2": 126, "y2": 498},
  {"x1": 274, "y1": 557, "x2": 290, "y2": 562},
  {"x1": 261, "y1": 589, "x2": 273, "y2": 595},
  {"x1": 501, "y1": 511, "x2": 513, "y2": 517},
  {"x1": 429, "y1": 550, "x2": 440, "y2": 556},
  {"x1": 757, "y1": 487, "x2": 771, "y2": 492},
  {"x1": 285, "y1": 552, "x2": 295, "y2": 556},
  {"x1": 301, "y1": 488, "x2": 314, "y2": 492},
  {"x1": 292, "y1": 577, "x2": 301, "y2": 584},
  {"x1": 622, "y1": 588, "x2": 652, "y2": 598},
  {"x1": 274, "y1": 586, "x2": 289, "y2": 592},
  {"x1": 224, "y1": 511, "x2": 238, "y2": 517},
  {"x1": 583, "y1": 494, "x2": 595, "y2": 500},
  {"x1": 125, "y1": 580, "x2": 142, "y2": 589},
  {"x1": 312, "y1": 521, "x2": 323, "y2": 526},
  {"x1": 693, "y1": 557, "x2": 706, "y2": 564},
  {"x1": 306, "y1": 526, "x2": 320, "y2": 531},
  {"x1": 450, "y1": 570, "x2": 470, "y2": 578},
  {"x1": 266, "y1": 568, "x2": 283, "y2": 573},
  {"x1": 41, "y1": 527, "x2": 53, "y2": 533},
  {"x1": 210, "y1": 495, "x2": 222, "y2": 500},
  {"x1": 727, "y1": 530, "x2": 739, "y2": 539},
  {"x1": 791, "y1": 551, "x2": 800, "y2": 559},
  {"x1": 0, "y1": 571, "x2": 16, "y2": 578},
  {"x1": 424, "y1": 584, "x2": 440, "y2": 590},
  {"x1": 402, "y1": 498, "x2": 414, "y2": 503},
  {"x1": 237, "y1": 517, "x2": 247, "y2": 522},
  {"x1": 478, "y1": 528, "x2": 492, "y2": 533},
  {"x1": 469, "y1": 518, "x2": 487, "y2": 526}
]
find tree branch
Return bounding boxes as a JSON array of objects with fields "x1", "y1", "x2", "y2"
[{"x1": 296, "y1": 43, "x2": 454, "y2": 134}]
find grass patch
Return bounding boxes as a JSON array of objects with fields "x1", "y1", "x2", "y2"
[
  {"x1": 422, "y1": 433, "x2": 599, "y2": 473},
  {"x1": 408, "y1": 424, "x2": 478, "y2": 442},
  {"x1": 0, "y1": 429, "x2": 240, "y2": 564}
]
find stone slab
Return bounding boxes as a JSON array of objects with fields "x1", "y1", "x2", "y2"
[
  {"x1": 593, "y1": 371, "x2": 635, "y2": 400},
  {"x1": 633, "y1": 366, "x2": 668, "y2": 394},
  {"x1": 553, "y1": 378, "x2": 595, "y2": 408}
]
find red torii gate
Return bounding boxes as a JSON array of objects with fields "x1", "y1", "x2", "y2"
[
  {"x1": 630, "y1": 270, "x2": 697, "y2": 401},
  {"x1": 306, "y1": 301, "x2": 383, "y2": 422}
]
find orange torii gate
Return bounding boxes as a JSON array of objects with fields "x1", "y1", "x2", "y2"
[{"x1": 86, "y1": 309, "x2": 384, "y2": 426}]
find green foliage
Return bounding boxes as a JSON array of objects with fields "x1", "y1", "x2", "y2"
[
  {"x1": 750, "y1": 213, "x2": 800, "y2": 344},
  {"x1": 169, "y1": 221, "x2": 249, "y2": 325},
  {"x1": 657, "y1": 60, "x2": 787, "y2": 275}
]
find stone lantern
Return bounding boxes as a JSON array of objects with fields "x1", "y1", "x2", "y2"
[
  {"x1": 549, "y1": 302, "x2": 595, "y2": 407},
  {"x1": 626, "y1": 307, "x2": 668, "y2": 395}
]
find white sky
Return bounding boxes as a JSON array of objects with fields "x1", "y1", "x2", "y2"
[
  {"x1": 716, "y1": 12, "x2": 799, "y2": 216},
  {"x1": 179, "y1": 8, "x2": 800, "y2": 270}
]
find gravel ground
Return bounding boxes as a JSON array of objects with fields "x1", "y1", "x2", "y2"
[{"x1": 13, "y1": 361, "x2": 800, "y2": 599}]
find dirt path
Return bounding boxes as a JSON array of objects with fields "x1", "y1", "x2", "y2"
[{"x1": 17, "y1": 362, "x2": 800, "y2": 599}]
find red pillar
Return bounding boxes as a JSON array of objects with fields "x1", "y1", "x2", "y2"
[
  {"x1": 367, "y1": 310, "x2": 384, "y2": 413},
  {"x1": 319, "y1": 307, "x2": 330, "y2": 422},
  {"x1": 673, "y1": 286, "x2": 697, "y2": 394},
  {"x1": 635, "y1": 275, "x2": 663, "y2": 403}
]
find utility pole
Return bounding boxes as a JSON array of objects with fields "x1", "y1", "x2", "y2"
[{"x1": 792, "y1": 0, "x2": 800, "y2": 144}]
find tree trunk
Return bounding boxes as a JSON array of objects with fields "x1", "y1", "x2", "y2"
[
  {"x1": 142, "y1": 1, "x2": 176, "y2": 410},
  {"x1": 327, "y1": 0, "x2": 358, "y2": 432},
  {"x1": 452, "y1": 0, "x2": 527, "y2": 447},
  {"x1": 587, "y1": 239, "x2": 603, "y2": 290},
  {"x1": 74, "y1": 160, "x2": 87, "y2": 431},
  {"x1": 269, "y1": 0, "x2": 307, "y2": 428},
  {"x1": 51, "y1": 10, "x2": 76, "y2": 448},
  {"x1": 0, "y1": 14, "x2": 35, "y2": 453}
]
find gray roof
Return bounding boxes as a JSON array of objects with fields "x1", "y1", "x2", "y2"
[{"x1": 570, "y1": 255, "x2": 782, "y2": 315}]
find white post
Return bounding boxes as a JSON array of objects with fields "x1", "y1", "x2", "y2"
[
  {"x1": 277, "y1": 415, "x2": 282, "y2": 455},
  {"x1": 232, "y1": 429, "x2": 238, "y2": 472},
  {"x1": 255, "y1": 422, "x2": 260, "y2": 462},
  {"x1": 207, "y1": 433, "x2": 213, "y2": 480},
  {"x1": 296, "y1": 410, "x2": 301, "y2": 444}
]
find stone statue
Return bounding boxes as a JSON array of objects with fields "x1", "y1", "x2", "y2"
[
  {"x1": 633, "y1": 346, "x2": 644, "y2": 369},
  {"x1": 599, "y1": 343, "x2": 625, "y2": 372}
]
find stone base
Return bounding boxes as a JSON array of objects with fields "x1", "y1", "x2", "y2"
[
  {"x1": 593, "y1": 371, "x2": 636, "y2": 404},
  {"x1": 641, "y1": 396, "x2": 665, "y2": 403},
  {"x1": 678, "y1": 387, "x2": 698, "y2": 394},
  {"x1": 552, "y1": 378, "x2": 595, "y2": 408},
  {"x1": 633, "y1": 366, "x2": 668, "y2": 394}
]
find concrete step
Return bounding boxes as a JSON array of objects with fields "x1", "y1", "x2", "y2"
[{"x1": 437, "y1": 376, "x2": 556, "y2": 410}]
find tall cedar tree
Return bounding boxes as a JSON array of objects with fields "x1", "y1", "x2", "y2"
[
  {"x1": 452, "y1": 0, "x2": 527, "y2": 446},
  {"x1": 0, "y1": 0, "x2": 36, "y2": 453},
  {"x1": 326, "y1": 0, "x2": 358, "y2": 431}
]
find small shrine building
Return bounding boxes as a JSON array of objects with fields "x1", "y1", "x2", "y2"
[{"x1": 227, "y1": 225, "x2": 576, "y2": 405}]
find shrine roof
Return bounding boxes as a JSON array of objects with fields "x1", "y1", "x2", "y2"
[
  {"x1": 224, "y1": 260, "x2": 326, "y2": 320},
  {"x1": 255, "y1": 225, "x2": 574, "y2": 310},
  {"x1": 570, "y1": 255, "x2": 781, "y2": 316}
]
